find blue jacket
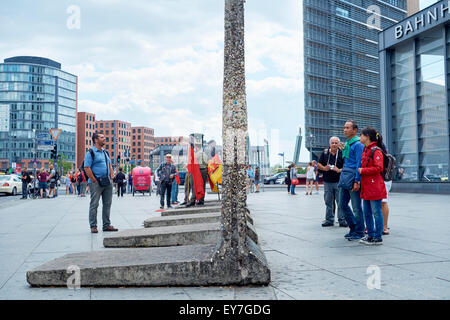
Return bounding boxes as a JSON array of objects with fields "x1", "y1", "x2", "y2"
[{"x1": 343, "y1": 140, "x2": 364, "y2": 182}]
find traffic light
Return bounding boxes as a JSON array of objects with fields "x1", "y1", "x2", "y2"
[
  {"x1": 117, "y1": 154, "x2": 121, "y2": 165},
  {"x1": 50, "y1": 145, "x2": 57, "y2": 159}
]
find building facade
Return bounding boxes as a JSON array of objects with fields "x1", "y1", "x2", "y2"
[
  {"x1": 154, "y1": 136, "x2": 184, "y2": 148},
  {"x1": 0, "y1": 56, "x2": 77, "y2": 170},
  {"x1": 76, "y1": 112, "x2": 96, "y2": 168},
  {"x1": 131, "y1": 126, "x2": 155, "y2": 167},
  {"x1": 379, "y1": 0, "x2": 450, "y2": 192},
  {"x1": 303, "y1": 0, "x2": 408, "y2": 158},
  {"x1": 95, "y1": 120, "x2": 131, "y2": 169}
]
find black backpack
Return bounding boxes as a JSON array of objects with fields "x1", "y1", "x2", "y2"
[
  {"x1": 369, "y1": 147, "x2": 396, "y2": 182},
  {"x1": 81, "y1": 149, "x2": 110, "y2": 177}
]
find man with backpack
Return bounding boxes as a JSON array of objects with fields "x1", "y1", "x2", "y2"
[
  {"x1": 157, "y1": 154, "x2": 177, "y2": 209},
  {"x1": 82, "y1": 132, "x2": 118, "y2": 234}
]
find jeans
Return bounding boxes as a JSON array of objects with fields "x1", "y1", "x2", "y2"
[
  {"x1": 22, "y1": 182, "x2": 28, "y2": 198},
  {"x1": 80, "y1": 182, "x2": 87, "y2": 195},
  {"x1": 171, "y1": 182, "x2": 178, "y2": 203},
  {"x1": 324, "y1": 182, "x2": 345, "y2": 223},
  {"x1": 290, "y1": 184, "x2": 296, "y2": 194},
  {"x1": 286, "y1": 181, "x2": 291, "y2": 193},
  {"x1": 77, "y1": 183, "x2": 81, "y2": 195},
  {"x1": 363, "y1": 199, "x2": 383, "y2": 240},
  {"x1": 160, "y1": 181, "x2": 172, "y2": 207},
  {"x1": 339, "y1": 187, "x2": 364, "y2": 237},
  {"x1": 88, "y1": 182, "x2": 113, "y2": 229}
]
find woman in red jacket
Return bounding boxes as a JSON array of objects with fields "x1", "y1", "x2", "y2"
[{"x1": 357, "y1": 127, "x2": 387, "y2": 245}]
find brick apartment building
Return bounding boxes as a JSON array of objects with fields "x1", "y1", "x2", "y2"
[
  {"x1": 155, "y1": 136, "x2": 185, "y2": 148},
  {"x1": 76, "y1": 112, "x2": 96, "y2": 168},
  {"x1": 131, "y1": 126, "x2": 155, "y2": 167},
  {"x1": 95, "y1": 120, "x2": 131, "y2": 169}
]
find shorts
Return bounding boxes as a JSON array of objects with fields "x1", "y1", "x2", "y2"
[
  {"x1": 306, "y1": 178, "x2": 315, "y2": 182},
  {"x1": 314, "y1": 175, "x2": 319, "y2": 182},
  {"x1": 254, "y1": 180, "x2": 260, "y2": 185},
  {"x1": 50, "y1": 182, "x2": 56, "y2": 189},
  {"x1": 39, "y1": 182, "x2": 48, "y2": 190},
  {"x1": 382, "y1": 180, "x2": 392, "y2": 203}
]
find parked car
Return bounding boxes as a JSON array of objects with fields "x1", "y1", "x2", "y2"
[
  {"x1": 264, "y1": 172, "x2": 286, "y2": 184},
  {"x1": 0, "y1": 175, "x2": 22, "y2": 195}
]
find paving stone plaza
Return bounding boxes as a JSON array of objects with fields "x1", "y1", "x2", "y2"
[{"x1": 1, "y1": 187, "x2": 449, "y2": 300}]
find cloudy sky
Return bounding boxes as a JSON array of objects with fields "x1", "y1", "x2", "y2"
[{"x1": 1, "y1": 0, "x2": 306, "y2": 164}]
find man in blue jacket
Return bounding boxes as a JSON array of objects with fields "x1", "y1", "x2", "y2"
[{"x1": 338, "y1": 120, "x2": 365, "y2": 241}]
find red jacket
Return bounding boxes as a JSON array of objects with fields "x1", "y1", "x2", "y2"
[{"x1": 359, "y1": 142, "x2": 387, "y2": 201}]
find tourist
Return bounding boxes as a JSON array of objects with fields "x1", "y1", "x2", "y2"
[
  {"x1": 285, "y1": 167, "x2": 291, "y2": 194},
  {"x1": 20, "y1": 167, "x2": 32, "y2": 199},
  {"x1": 317, "y1": 137, "x2": 346, "y2": 227},
  {"x1": 289, "y1": 163, "x2": 297, "y2": 195},
  {"x1": 78, "y1": 168, "x2": 87, "y2": 197},
  {"x1": 128, "y1": 172, "x2": 133, "y2": 193},
  {"x1": 338, "y1": 120, "x2": 365, "y2": 241},
  {"x1": 70, "y1": 171, "x2": 77, "y2": 196},
  {"x1": 48, "y1": 164, "x2": 57, "y2": 198},
  {"x1": 114, "y1": 167, "x2": 126, "y2": 198},
  {"x1": 382, "y1": 178, "x2": 392, "y2": 235},
  {"x1": 83, "y1": 132, "x2": 118, "y2": 234},
  {"x1": 157, "y1": 154, "x2": 177, "y2": 209},
  {"x1": 357, "y1": 127, "x2": 386, "y2": 245},
  {"x1": 65, "y1": 172, "x2": 71, "y2": 195},
  {"x1": 305, "y1": 162, "x2": 315, "y2": 195},
  {"x1": 254, "y1": 167, "x2": 260, "y2": 193},
  {"x1": 247, "y1": 165, "x2": 254, "y2": 193},
  {"x1": 312, "y1": 160, "x2": 320, "y2": 194},
  {"x1": 37, "y1": 168, "x2": 49, "y2": 199},
  {"x1": 171, "y1": 165, "x2": 180, "y2": 205}
]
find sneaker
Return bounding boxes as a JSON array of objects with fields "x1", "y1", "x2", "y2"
[
  {"x1": 347, "y1": 235, "x2": 363, "y2": 241},
  {"x1": 371, "y1": 238, "x2": 383, "y2": 245},
  {"x1": 339, "y1": 222, "x2": 348, "y2": 227},
  {"x1": 167, "y1": 205, "x2": 172, "y2": 209},
  {"x1": 359, "y1": 236, "x2": 372, "y2": 245},
  {"x1": 344, "y1": 232, "x2": 352, "y2": 238},
  {"x1": 322, "y1": 221, "x2": 334, "y2": 227},
  {"x1": 160, "y1": 206, "x2": 164, "y2": 209}
]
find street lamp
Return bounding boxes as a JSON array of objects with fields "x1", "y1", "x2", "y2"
[
  {"x1": 309, "y1": 134, "x2": 315, "y2": 161},
  {"x1": 278, "y1": 152, "x2": 285, "y2": 169}
]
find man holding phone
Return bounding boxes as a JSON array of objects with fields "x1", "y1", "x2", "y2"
[{"x1": 83, "y1": 132, "x2": 118, "y2": 234}]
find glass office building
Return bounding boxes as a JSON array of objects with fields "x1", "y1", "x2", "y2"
[
  {"x1": 379, "y1": 0, "x2": 450, "y2": 192},
  {"x1": 0, "y1": 56, "x2": 77, "y2": 170},
  {"x1": 303, "y1": 0, "x2": 408, "y2": 158}
]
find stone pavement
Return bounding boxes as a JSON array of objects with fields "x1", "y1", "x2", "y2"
[{"x1": 1, "y1": 188, "x2": 450, "y2": 299}]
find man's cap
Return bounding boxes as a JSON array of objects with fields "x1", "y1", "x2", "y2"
[{"x1": 166, "y1": 154, "x2": 172, "y2": 158}]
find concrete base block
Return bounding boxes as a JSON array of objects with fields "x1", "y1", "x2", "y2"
[
  {"x1": 26, "y1": 238, "x2": 270, "y2": 287},
  {"x1": 104, "y1": 221, "x2": 258, "y2": 247},
  {"x1": 143, "y1": 213, "x2": 221, "y2": 228},
  {"x1": 162, "y1": 206, "x2": 222, "y2": 216},
  {"x1": 103, "y1": 223, "x2": 221, "y2": 248}
]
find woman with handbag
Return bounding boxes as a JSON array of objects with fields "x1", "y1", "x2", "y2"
[
  {"x1": 289, "y1": 163, "x2": 298, "y2": 195},
  {"x1": 357, "y1": 127, "x2": 386, "y2": 245}
]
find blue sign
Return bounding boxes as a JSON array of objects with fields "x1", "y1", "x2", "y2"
[
  {"x1": 37, "y1": 140, "x2": 54, "y2": 146},
  {"x1": 36, "y1": 133, "x2": 49, "y2": 139}
]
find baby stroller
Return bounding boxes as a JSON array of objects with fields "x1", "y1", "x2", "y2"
[{"x1": 27, "y1": 178, "x2": 40, "y2": 199}]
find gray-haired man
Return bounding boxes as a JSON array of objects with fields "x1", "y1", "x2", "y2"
[{"x1": 317, "y1": 136, "x2": 346, "y2": 227}]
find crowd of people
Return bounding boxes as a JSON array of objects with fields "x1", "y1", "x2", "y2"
[
  {"x1": 311, "y1": 120, "x2": 392, "y2": 246},
  {"x1": 19, "y1": 164, "x2": 59, "y2": 199}
]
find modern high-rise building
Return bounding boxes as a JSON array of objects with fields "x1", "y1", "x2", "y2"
[
  {"x1": 94, "y1": 120, "x2": 131, "y2": 168},
  {"x1": 0, "y1": 56, "x2": 77, "y2": 170},
  {"x1": 76, "y1": 112, "x2": 96, "y2": 168},
  {"x1": 131, "y1": 126, "x2": 155, "y2": 167},
  {"x1": 379, "y1": 0, "x2": 450, "y2": 193},
  {"x1": 303, "y1": 0, "x2": 409, "y2": 158}
]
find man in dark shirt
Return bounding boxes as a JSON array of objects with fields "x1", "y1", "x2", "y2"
[
  {"x1": 21, "y1": 167, "x2": 32, "y2": 199},
  {"x1": 317, "y1": 136, "x2": 346, "y2": 227},
  {"x1": 115, "y1": 167, "x2": 126, "y2": 197},
  {"x1": 157, "y1": 154, "x2": 177, "y2": 209}
]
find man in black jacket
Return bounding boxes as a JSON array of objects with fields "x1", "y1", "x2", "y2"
[
  {"x1": 157, "y1": 154, "x2": 177, "y2": 209},
  {"x1": 21, "y1": 167, "x2": 32, "y2": 199},
  {"x1": 115, "y1": 167, "x2": 126, "y2": 197}
]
